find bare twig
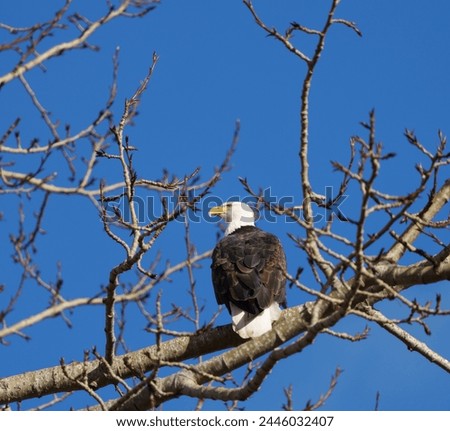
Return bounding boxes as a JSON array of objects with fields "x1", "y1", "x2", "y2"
[{"x1": 304, "y1": 368, "x2": 342, "y2": 411}]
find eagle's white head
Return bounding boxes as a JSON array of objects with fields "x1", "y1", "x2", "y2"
[{"x1": 208, "y1": 201, "x2": 256, "y2": 235}]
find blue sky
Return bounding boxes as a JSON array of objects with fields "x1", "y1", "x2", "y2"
[{"x1": 1, "y1": 0, "x2": 449, "y2": 410}]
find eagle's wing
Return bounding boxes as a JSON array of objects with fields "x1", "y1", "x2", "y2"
[{"x1": 211, "y1": 227, "x2": 286, "y2": 316}]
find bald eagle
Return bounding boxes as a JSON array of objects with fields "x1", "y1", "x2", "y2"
[{"x1": 209, "y1": 202, "x2": 286, "y2": 339}]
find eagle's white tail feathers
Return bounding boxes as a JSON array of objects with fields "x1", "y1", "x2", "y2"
[{"x1": 230, "y1": 302, "x2": 281, "y2": 339}]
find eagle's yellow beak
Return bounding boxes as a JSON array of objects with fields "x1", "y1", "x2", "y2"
[{"x1": 208, "y1": 205, "x2": 226, "y2": 217}]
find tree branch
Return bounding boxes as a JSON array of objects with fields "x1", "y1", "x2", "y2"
[
  {"x1": 357, "y1": 307, "x2": 450, "y2": 374},
  {"x1": 0, "y1": 1, "x2": 156, "y2": 87}
]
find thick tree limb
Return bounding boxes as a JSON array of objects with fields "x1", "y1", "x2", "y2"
[
  {"x1": 376, "y1": 246, "x2": 450, "y2": 287},
  {"x1": 0, "y1": 324, "x2": 242, "y2": 405}
]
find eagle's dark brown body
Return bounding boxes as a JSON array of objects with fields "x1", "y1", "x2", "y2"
[{"x1": 211, "y1": 225, "x2": 286, "y2": 320}]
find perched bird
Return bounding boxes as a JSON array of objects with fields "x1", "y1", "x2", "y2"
[{"x1": 209, "y1": 202, "x2": 286, "y2": 338}]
